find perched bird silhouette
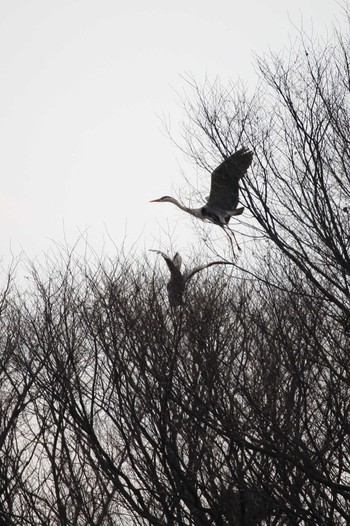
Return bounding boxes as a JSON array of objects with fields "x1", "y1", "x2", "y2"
[
  {"x1": 150, "y1": 147, "x2": 253, "y2": 228},
  {"x1": 150, "y1": 250, "x2": 231, "y2": 307}
]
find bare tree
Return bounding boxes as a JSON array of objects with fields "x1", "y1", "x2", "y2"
[
  {"x1": 163, "y1": 8, "x2": 350, "y2": 524},
  {"x1": 0, "y1": 247, "x2": 345, "y2": 523},
  {"x1": 0, "y1": 240, "x2": 348, "y2": 524},
  {"x1": 177, "y1": 17, "x2": 350, "y2": 318}
]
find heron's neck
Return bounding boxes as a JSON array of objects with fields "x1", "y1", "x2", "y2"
[{"x1": 172, "y1": 199, "x2": 203, "y2": 219}]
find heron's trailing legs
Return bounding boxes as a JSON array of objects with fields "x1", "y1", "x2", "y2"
[{"x1": 221, "y1": 225, "x2": 241, "y2": 260}]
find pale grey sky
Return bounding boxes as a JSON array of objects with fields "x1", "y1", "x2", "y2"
[{"x1": 0, "y1": 0, "x2": 341, "y2": 262}]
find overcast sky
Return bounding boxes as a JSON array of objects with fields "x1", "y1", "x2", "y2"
[{"x1": 0, "y1": 0, "x2": 342, "y2": 265}]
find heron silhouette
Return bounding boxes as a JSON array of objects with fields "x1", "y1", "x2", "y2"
[
  {"x1": 150, "y1": 148, "x2": 253, "y2": 253},
  {"x1": 150, "y1": 250, "x2": 232, "y2": 307}
]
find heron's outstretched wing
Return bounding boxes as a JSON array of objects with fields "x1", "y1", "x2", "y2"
[
  {"x1": 206, "y1": 148, "x2": 253, "y2": 212},
  {"x1": 184, "y1": 261, "x2": 234, "y2": 282},
  {"x1": 149, "y1": 250, "x2": 182, "y2": 271},
  {"x1": 150, "y1": 249, "x2": 173, "y2": 267}
]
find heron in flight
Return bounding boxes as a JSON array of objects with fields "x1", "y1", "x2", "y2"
[
  {"x1": 150, "y1": 250, "x2": 232, "y2": 307},
  {"x1": 150, "y1": 148, "x2": 253, "y2": 252}
]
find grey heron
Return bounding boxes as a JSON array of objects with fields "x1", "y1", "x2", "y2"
[
  {"x1": 150, "y1": 250, "x2": 232, "y2": 307},
  {"x1": 150, "y1": 148, "x2": 253, "y2": 251}
]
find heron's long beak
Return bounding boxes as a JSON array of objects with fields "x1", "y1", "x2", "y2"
[{"x1": 149, "y1": 198, "x2": 161, "y2": 202}]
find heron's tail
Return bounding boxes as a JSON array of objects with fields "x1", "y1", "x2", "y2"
[{"x1": 231, "y1": 207, "x2": 244, "y2": 216}]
